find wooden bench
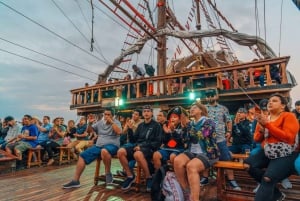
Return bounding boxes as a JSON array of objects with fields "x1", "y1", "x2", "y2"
[
  {"x1": 213, "y1": 161, "x2": 247, "y2": 201},
  {"x1": 57, "y1": 147, "x2": 72, "y2": 165},
  {"x1": 0, "y1": 150, "x2": 17, "y2": 173},
  {"x1": 27, "y1": 147, "x2": 43, "y2": 168},
  {"x1": 94, "y1": 155, "x2": 143, "y2": 192}
]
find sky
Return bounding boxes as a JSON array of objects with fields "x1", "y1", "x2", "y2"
[{"x1": 0, "y1": 0, "x2": 299, "y2": 123}]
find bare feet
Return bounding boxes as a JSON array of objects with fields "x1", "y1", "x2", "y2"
[{"x1": 47, "y1": 158, "x2": 55, "y2": 166}]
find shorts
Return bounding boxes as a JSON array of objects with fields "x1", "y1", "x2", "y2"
[
  {"x1": 158, "y1": 148, "x2": 183, "y2": 161},
  {"x1": 6, "y1": 141, "x2": 32, "y2": 153},
  {"x1": 80, "y1": 144, "x2": 118, "y2": 165},
  {"x1": 184, "y1": 152, "x2": 212, "y2": 169},
  {"x1": 124, "y1": 145, "x2": 153, "y2": 161}
]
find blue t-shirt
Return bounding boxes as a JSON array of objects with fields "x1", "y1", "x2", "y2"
[
  {"x1": 37, "y1": 123, "x2": 52, "y2": 143},
  {"x1": 21, "y1": 124, "x2": 39, "y2": 147}
]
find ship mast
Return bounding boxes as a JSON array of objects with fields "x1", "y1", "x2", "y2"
[
  {"x1": 195, "y1": 0, "x2": 203, "y2": 53},
  {"x1": 157, "y1": 0, "x2": 167, "y2": 76}
]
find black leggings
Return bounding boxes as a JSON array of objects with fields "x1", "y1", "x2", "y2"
[
  {"x1": 40, "y1": 141, "x2": 60, "y2": 159},
  {"x1": 244, "y1": 149, "x2": 298, "y2": 201}
]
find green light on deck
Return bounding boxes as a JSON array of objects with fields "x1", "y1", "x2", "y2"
[
  {"x1": 119, "y1": 98, "x2": 124, "y2": 106},
  {"x1": 189, "y1": 91, "x2": 195, "y2": 100}
]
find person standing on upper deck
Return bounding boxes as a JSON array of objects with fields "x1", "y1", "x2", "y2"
[
  {"x1": 132, "y1": 64, "x2": 146, "y2": 96},
  {"x1": 204, "y1": 89, "x2": 241, "y2": 190}
]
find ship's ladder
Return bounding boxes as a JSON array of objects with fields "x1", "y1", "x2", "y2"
[{"x1": 98, "y1": 0, "x2": 156, "y2": 79}]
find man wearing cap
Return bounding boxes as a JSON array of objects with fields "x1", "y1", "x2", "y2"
[
  {"x1": 0, "y1": 116, "x2": 21, "y2": 149},
  {"x1": 204, "y1": 89, "x2": 241, "y2": 190},
  {"x1": 5, "y1": 115, "x2": 39, "y2": 160},
  {"x1": 63, "y1": 108, "x2": 122, "y2": 189},
  {"x1": 228, "y1": 108, "x2": 252, "y2": 154},
  {"x1": 117, "y1": 105, "x2": 162, "y2": 191}
]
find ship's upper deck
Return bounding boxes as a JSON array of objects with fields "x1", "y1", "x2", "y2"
[{"x1": 70, "y1": 56, "x2": 295, "y2": 115}]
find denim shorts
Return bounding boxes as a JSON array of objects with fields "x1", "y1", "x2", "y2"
[
  {"x1": 80, "y1": 144, "x2": 118, "y2": 165},
  {"x1": 217, "y1": 140, "x2": 232, "y2": 161},
  {"x1": 158, "y1": 148, "x2": 183, "y2": 161}
]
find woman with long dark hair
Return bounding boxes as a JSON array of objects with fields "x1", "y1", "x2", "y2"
[{"x1": 244, "y1": 93, "x2": 299, "y2": 201}]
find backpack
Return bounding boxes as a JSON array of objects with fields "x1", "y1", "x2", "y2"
[
  {"x1": 151, "y1": 165, "x2": 168, "y2": 201},
  {"x1": 162, "y1": 171, "x2": 184, "y2": 201}
]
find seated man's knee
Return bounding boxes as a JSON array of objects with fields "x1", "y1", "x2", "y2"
[
  {"x1": 153, "y1": 151, "x2": 161, "y2": 160},
  {"x1": 133, "y1": 150, "x2": 144, "y2": 160},
  {"x1": 263, "y1": 176, "x2": 271, "y2": 183},
  {"x1": 101, "y1": 149, "x2": 110, "y2": 157},
  {"x1": 117, "y1": 148, "x2": 126, "y2": 157}
]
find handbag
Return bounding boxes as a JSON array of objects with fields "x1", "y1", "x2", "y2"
[
  {"x1": 62, "y1": 136, "x2": 71, "y2": 146},
  {"x1": 264, "y1": 141, "x2": 293, "y2": 159}
]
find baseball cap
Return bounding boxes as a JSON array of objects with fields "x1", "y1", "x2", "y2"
[
  {"x1": 247, "y1": 103, "x2": 255, "y2": 110},
  {"x1": 142, "y1": 105, "x2": 152, "y2": 111},
  {"x1": 237, "y1": 108, "x2": 247, "y2": 113},
  {"x1": 205, "y1": 89, "x2": 216, "y2": 97},
  {"x1": 167, "y1": 106, "x2": 188, "y2": 119},
  {"x1": 259, "y1": 99, "x2": 268, "y2": 110},
  {"x1": 4, "y1": 116, "x2": 14, "y2": 123}
]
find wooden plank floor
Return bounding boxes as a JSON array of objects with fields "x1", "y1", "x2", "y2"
[{"x1": 0, "y1": 159, "x2": 219, "y2": 201}]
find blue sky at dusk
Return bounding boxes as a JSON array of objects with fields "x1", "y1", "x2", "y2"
[{"x1": 0, "y1": 0, "x2": 299, "y2": 122}]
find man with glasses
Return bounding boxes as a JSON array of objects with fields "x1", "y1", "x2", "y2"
[
  {"x1": 63, "y1": 108, "x2": 122, "y2": 189},
  {"x1": 117, "y1": 105, "x2": 162, "y2": 191}
]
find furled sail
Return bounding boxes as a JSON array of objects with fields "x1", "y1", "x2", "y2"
[{"x1": 99, "y1": 28, "x2": 276, "y2": 81}]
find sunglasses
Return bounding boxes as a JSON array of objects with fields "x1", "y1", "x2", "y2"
[{"x1": 205, "y1": 93, "x2": 215, "y2": 97}]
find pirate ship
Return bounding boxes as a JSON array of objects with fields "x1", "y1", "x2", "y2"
[{"x1": 69, "y1": 0, "x2": 297, "y2": 115}]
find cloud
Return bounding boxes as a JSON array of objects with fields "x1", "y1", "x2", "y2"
[{"x1": 0, "y1": 0, "x2": 300, "y2": 123}]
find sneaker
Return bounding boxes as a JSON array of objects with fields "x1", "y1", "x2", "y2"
[
  {"x1": 62, "y1": 180, "x2": 80, "y2": 189},
  {"x1": 105, "y1": 173, "x2": 114, "y2": 184},
  {"x1": 200, "y1": 177, "x2": 209, "y2": 186},
  {"x1": 116, "y1": 169, "x2": 127, "y2": 177},
  {"x1": 146, "y1": 178, "x2": 152, "y2": 192},
  {"x1": 253, "y1": 184, "x2": 260, "y2": 193},
  {"x1": 276, "y1": 192, "x2": 286, "y2": 201},
  {"x1": 121, "y1": 175, "x2": 136, "y2": 190},
  {"x1": 281, "y1": 178, "x2": 292, "y2": 189},
  {"x1": 228, "y1": 180, "x2": 241, "y2": 191}
]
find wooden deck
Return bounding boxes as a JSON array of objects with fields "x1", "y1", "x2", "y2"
[
  {"x1": 1, "y1": 158, "x2": 299, "y2": 201},
  {"x1": 0, "y1": 159, "x2": 218, "y2": 201}
]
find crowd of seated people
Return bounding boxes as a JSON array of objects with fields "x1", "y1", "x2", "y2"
[
  {"x1": 2, "y1": 93, "x2": 299, "y2": 201},
  {"x1": 0, "y1": 115, "x2": 100, "y2": 169}
]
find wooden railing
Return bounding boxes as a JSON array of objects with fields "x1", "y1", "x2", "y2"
[{"x1": 70, "y1": 56, "x2": 290, "y2": 107}]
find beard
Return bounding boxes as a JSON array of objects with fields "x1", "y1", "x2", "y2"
[{"x1": 207, "y1": 98, "x2": 215, "y2": 104}]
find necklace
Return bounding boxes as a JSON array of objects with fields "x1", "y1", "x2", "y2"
[{"x1": 269, "y1": 111, "x2": 283, "y2": 121}]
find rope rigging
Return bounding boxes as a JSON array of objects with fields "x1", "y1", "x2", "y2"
[
  {"x1": 0, "y1": 36, "x2": 99, "y2": 75},
  {"x1": 76, "y1": 0, "x2": 109, "y2": 64},
  {"x1": 0, "y1": 1, "x2": 109, "y2": 65},
  {"x1": 0, "y1": 48, "x2": 97, "y2": 81},
  {"x1": 278, "y1": 0, "x2": 284, "y2": 57},
  {"x1": 90, "y1": 0, "x2": 95, "y2": 52}
]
